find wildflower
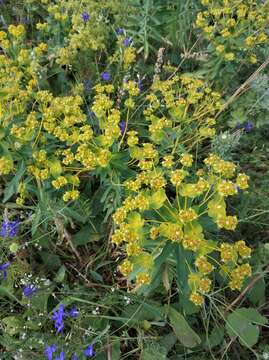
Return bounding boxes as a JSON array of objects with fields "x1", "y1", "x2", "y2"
[
  {"x1": 55, "y1": 351, "x2": 65, "y2": 360},
  {"x1": 137, "y1": 79, "x2": 143, "y2": 91},
  {"x1": 190, "y1": 292, "x2": 204, "y2": 306},
  {"x1": 116, "y1": 27, "x2": 124, "y2": 34},
  {"x1": 81, "y1": 12, "x2": 90, "y2": 22},
  {"x1": 52, "y1": 304, "x2": 66, "y2": 333},
  {"x1": 23, "y1": 284, "x2": 37, "y2": 298},
  {"x1": 119, "y1": 121, "x2": 126, "y2": 135},
  {"x1": 236, "y1": 173, "x2": 249, "y2": 190},
  {"x1": 0, "y1": 218, "x2": 20, "y2": 237},
  {"x1": 123, "y1": 37, "x2": 131, "y2": 47},
  {"x1": 71, "y1": 354, "x2": 78, "y2": 360},
  {"x1": 244, "y1": 121, "x2": 253, "y2": 132},
  {"x1": 44, "y1": 344, "x2": 57, "y2": 360},
  {"x1": 0, "y1": 262, "x2": 11, "y2": 279},
  {"x1": 136, "y1": 272, "x2": 151, "y2": 285},
  {"x1": 118, "y1": 259, "x2": 133, "y2": 276},
  {"x1": 101, "y1": 71, "x2": 111, "y2": 81},
  {"x1": 84, "y1": 345, "x2": 95, "y2": 357},
  {"x1": 68, "y1": 306, "x2": 79, "y2": 318}
]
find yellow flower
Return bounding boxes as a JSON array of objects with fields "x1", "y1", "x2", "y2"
[
  {"x1": 182, "y1": 233, "x2": 202, "y2": 251},
  {"x1": 216, "y1": 45, "x2": 225, "y2": 53},
  {"x1": 235, "y1": 240, "x2": 251, "y2": 258},
  {"x1": 198, "y1": 277, "x2": 211, "y2": 293},
  {"x1": 179, "y1": 208, "x2": 198, "y2": 223},
  {"x1": 195, "y1": 256, "x2": 214, "y2": 274},
  {"x1": 180, "y1": 153, "x2": 193, "y2": 167},
  {"x1": 127, "y1": 131, "x2": 139, "y2": 147},
  {"x1": 0, "y1": 157, "x2": 13, "y2": 175},
  {"x1": 162, "y1": 155, "x2": 174, "y2": 168},
  {"x1": 220, "y1": 243, "x2": 237, "y2": 263},
  {"x1": 236, "y1": 173, "x2": 249, "y2": 190},
  {"x1": 123, "y1": 47, "x2": 136, "y2": 68},
  {"x1": 249, "y1": 54, "x2": 257, "y2": 64},
  {"x1": 170, "y1": 169, "x2": 188, "y2": 186},
  {"x1": 224, "y1": 52, "x2": 235, "y2": 61},
  {"x1": 8, "y1": 24, "x2": 25, "y2": 38},
  {"x1": 52, "y1": 176, "x2": 68, "y2": 189},
  {"x1": 63, "y1": 190, "x2": 79, "y2": 202},
  {"x1": 126, "y1": 242, "x2": 142, "y2": 256},
  {"x1": 118, "y1": 259, "x2": 133, "y2": 276},
  {"x1": 217, "y1": 215, "x2": 238, "y2": 230},
  {"x1": 245, "y1": 36, "x2": 255, "y2": 47},
  {"x1": 217, "y1": 180, "x2": 238, "y2": 197},
  {"x1": 150, "y1": 227, "x2": 159, "y2": 240},
  {"x1": 136, "y1": 272, "x2": 151, "y2": 285},
  {"x1": 190, "y1": 292, "x2": 204, "y2": 306}
]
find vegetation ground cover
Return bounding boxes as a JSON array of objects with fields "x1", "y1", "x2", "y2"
[{"x1": 0, "y1": 0, "x2": 269, "y2": 359}]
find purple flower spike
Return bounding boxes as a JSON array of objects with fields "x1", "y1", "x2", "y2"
[
  {"x1": 52, "y1": 304, "x2": 66, "y2": 333},
  {"x1": 244, "y1": 121, "x2": 254, "y2": 133},
  {"x1": 119, "y1": 121, "x2": 127, "y2": 135},
  {"x1": 45, "y1": 344, "x2": 57, "y2": 360},
  {"x1": 101, "y1": 71, "x2": 111, "y2": 81},
  {"x1": 0, "y1": 218, "x2": 20, "y2": 238},
  {"x1": 116, "y1": 27, "x2": 124, "y2": 35},
  {"x1": 84, "y1": 345, "x2": 95, "y2": 357},
  {"x1": 23, "y1": 284, "x2": 37, "y2": 298},
  {"x1": 0, "y1": 262, "x2": 11, "y2": 279},
  {"x1": 71, "y1": 354, "x2": 78, "y2": 360},
  {"x1": 137, "y1": 79, "x2": 143, "y2": 92},
  {"x1": 81, "y1": 12, "x2": 90, "y2": 22},
  {"x1": 55, "y1": 351, "x2": 65, "y2": 360},
  {"x1": 123, "y1": 37, "x2": 131, "y2": 47},
  {"x1": 69, "y1": 306, "x2": 79, "y2": 318}
]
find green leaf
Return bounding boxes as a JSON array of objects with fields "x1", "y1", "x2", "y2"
[
  {"x1": 3, "y1": 161, "x2": 25, "y2": 202},
  {"x1": 111, "y1": 339, "x2": 121, "y2": 360},
  {"x1": 40, "y1": 251, "x2": 61, "y2": 269},
  {"x1": 31, "y1": 207, "x2": 42, "y2": 236},
  {"x1": 247, "y1": 278, "x2": 265, "y2": 305},
  {"x1": 206, "y1": 325, "x2": 224, "y2": 349},
  {"x1": 141, "y1": 341, "x2": 167, "y2": 360},
  {"x1": 73, "y1": 226, "x2": 101, "y2": 247},
  {"x1": 0, "y1": 286, "x2": 22, "y2": 305},
  {"x1": 167, "y1": 306, "x2": 201, "y2": 348},
  {"x1": 54, "y1": 265, "x2": 66, "y2": 283},
  {"x1": 2, "y1": 316, "x2": 23, "y2": 336},
  {"x1": 226, "y1": 308, "x2": 268, "y2": 348}
]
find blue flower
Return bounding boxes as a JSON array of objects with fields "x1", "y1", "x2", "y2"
[
  {"x1": 119, "y1": 121, "x2": 126, "y2": 135},
  {"x1": 0, "y1": 262, "x2": 11, "y2": 279},
  {"x1": 52, "y1": 304, "x2": 66, "y2": 333},
  {"x1": 23, "y1": 284, "x2": 37, "y2": 298},
  {"x1": 55, "y1": 351, "x2": 65, "y2": 360},
  {"x1": 123, "y1": 38, "x2": 131, "y2": 47},
  {"x1": 244, "y1": 121, "x2": 253, "y2": 133},
  {"x1": 69, "y1": 306, "x2": 79, "y2": 318},
  {"x1": 44, "y1": 344, "x2": 57, "y2": 360},
  {"x1": 84, "y1": 345, "x2": 95, "y2": 357},
  {"x1": 116, "y1": 27, "x2": 124, "y2": 35},
  {"x1": 101, "y1": 71, "x2": 111, "y2": 81},
  {"x1": 71, "y1": 354, "x2": 78, "y2": 360},
  {"x1": 0, "y1": 218, "x2": 20, "y2": 238},
  {"x1": 137, "y1": 79, "x2": 143, "y2": 92},
  {"x1": 81, "y1": 12, "x2": 90, "y2": 22}
]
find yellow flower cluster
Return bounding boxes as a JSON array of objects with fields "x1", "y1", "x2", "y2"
[
  {"x1": 196, "y1": 0, "x2": 269, "y2": 64},
  {"x1": 142, "y1": 75, "x2": 222, "y2": 146},
  {"x1": 113, "y1": 151, "x2": 251, "y2": 305}
]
